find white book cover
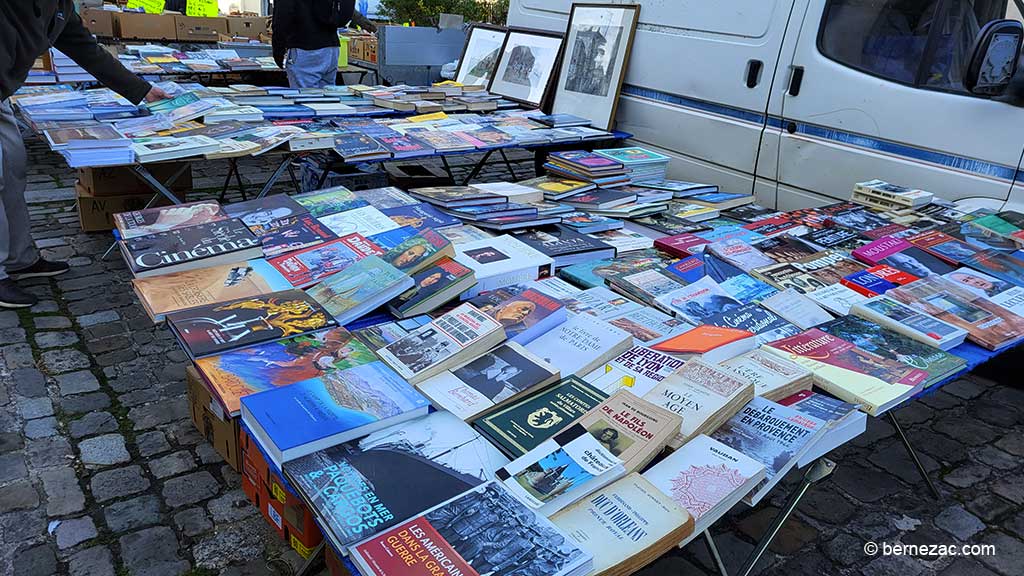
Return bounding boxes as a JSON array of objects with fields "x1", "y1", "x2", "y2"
[
  {"x1": 454, "y1": 235, "x2": 555, "y2": 299},
  {"x1": 944, "y1": 267, "x2": 1024, "y2": 316},
  {"x1": 760, "y1": 288, "x2": 835, "y2": 330},
  {"x1": 806, "y1": 283, "x2": 868, "y2": 315},
  {"x1": 583, "y1": 345, "x2": 685, "y2": 398},
  {"x1": 588, "y1": 229, "x2": 654, "y2": 252},
  {"x1": 719, "y1": 348, "x2": 812, "y2": 400},
  {"x1": 525, "y1": 313, "x2": 633, "y2": 376},
  {"x1": 656, "y1": 276, "x2": 742, "y2": 325},
  {"x1": 528, "y1": 276, "x2": 583, "y2": 299},
  {"x1": 319, "y1": 206, "x2": 401, "y2": 238},
  {"x1": 706, "y1": 238, "x2": 775, "y2": 272},
  {"x1": 643, "y1": 434, "x2": 765, "y2": 531},
  {"x1": 566, "y1": 286, "x2": 643, "y2": 319},
  {"x1": 606, "y1": 306, "x2": 692, "y2": 345},
  {"x1": 497, "y1": 423, "x2": 625, "y2": 517},
  {"x1": 471, "y1": 181, "x2": 544, "y2": 203}
]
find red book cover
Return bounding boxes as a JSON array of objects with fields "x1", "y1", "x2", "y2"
[
  {"x1": 269, "y1": 233, "x2": 382, "y2": 287},
  {"x1": 742, "y1": 216, "x2": 803, "y2": 236},
  {"x1": 907, "y1": 230, "x2": 983, "y2": 265},
  {"x1": 768, "y1": 329, "x2": 928, "y2": 387},
  {"x1": 866, "y1": 265, "x2": 919, "y2": 287},
  {"x1": 654, "y1": 233, "x2": 709, "y2": 258}
]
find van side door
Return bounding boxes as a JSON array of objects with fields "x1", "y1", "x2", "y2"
[{"x1": 771, "y1": 0, "x2": 1024, "y2": 211}]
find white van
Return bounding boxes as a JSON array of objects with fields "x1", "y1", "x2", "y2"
[{"x1": 508, "y1": 0, "x2": 1024, "y2": 212}]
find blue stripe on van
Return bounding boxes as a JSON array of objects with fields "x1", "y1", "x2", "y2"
[{"x1": 621, "y1": 84, "x2": 1020, "y2": 182}]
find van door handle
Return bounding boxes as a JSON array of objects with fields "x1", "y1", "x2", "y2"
[
  {"x1": 746, "y1": 59, "x2": 763, "y2": 88},
  {"x1": 788, "y1": 66, "x2": 805, "y2": 96}
]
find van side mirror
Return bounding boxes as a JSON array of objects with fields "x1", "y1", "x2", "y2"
[{"x1": 964, "y1": 19, "x2": 1024, "y2": 97}]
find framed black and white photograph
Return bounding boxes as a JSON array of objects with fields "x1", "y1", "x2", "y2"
[
  {"x1": 455, "y1": 24, "x2": 508, "y2": 87},
  {"x1": 553, "y1": 3, "x2": 641, "y2": 130},
  {"x1": 488, "y1": 28, "x2": 565, "y2": 107}
]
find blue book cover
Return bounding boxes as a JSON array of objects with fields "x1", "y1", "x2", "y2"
[
  {"x1": 665, "y1": 255, "x2": 706, "y2": 284},
  {"x1": 695, "y1": 225, "x2": 767, "y2": 245},
  {"x1": 842, "y1": 270, "x2": 897, "y2": 295},
  {"x1": 688, "y1": 191, "x2": 750, "y2": 204},
  {"x1": 367, "y1": 226, "x2": 417, "y2": 252},
  {"x1": 242, "y1": 362, "x2": 429, "y2": 464},
  {"x1": 721, "y1": 272, "x2": 779, "y2": 303},
  {"x1": 256, "y1": 104, "x2": 315, "y2": 118},
  {"x1": 381, "y1": 203, "x2": 461, "y2": 231},
  {"x1": 558, "y1": 250, "x2": 673, "y2": 289}
]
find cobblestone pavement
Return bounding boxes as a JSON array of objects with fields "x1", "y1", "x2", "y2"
[{"x1": 1, "y1": 137, "x2": 1023, "y2": 576}]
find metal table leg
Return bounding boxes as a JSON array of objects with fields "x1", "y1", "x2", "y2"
[
  {"x1": 704, "y1": 531, "x2": 730, "y2": 576},
  {"x1": 736, "y1": 459, "x2": 836, "y2": 576},
  {"x1": 460, "y1": 149, "x2": 496, "y2": 185},
  {"x1": 439, "y1": 155, "x2": 456, "y2": 183},
  {"x1": 889, "y1": 412, "x2": 941, "y2": 499},
  {"x1": 497, "y1": 148, "x2": 519, "y2": 181},
  {"x1": 294, "y1": 541, "x2": 325, "y2": 576},
  {"x1": 256, "y1": 154, "x2": 299, "y2": 200},
  {"x1": 101, "y1": 164, "x2": 188, "y2": 261}
]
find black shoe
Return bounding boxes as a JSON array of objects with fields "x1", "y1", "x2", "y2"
[
  {"x1": 0, "y1": 279, "x2": 37, "y2": 309},
  {"x1": 8, "y1": 259, "x2": 70, "y2": 280}
]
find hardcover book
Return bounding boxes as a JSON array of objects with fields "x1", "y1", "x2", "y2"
[
  {"x1": 558, "y1": 250, "x2": 673, "y2": 289},
  {"x1": 114, "y1": 200, "x2": 227, "y2": 240},
  {"x1": 778, "y1": 390, "x2": 867, "y2": 466},
  {"x1": 283, "y1": 411, "x2": 510, "y2": 550},
  {"x1": 373, "y1": 226, "x2": 455, "y2": 276},
  {"x1": 268, "y1": 234, "x2": 383, "y2": 289},
  {"x1": 453, "y1": 235, "x2": 555, "y2": 298},
  {"x1": 307, "y1": 256, "x2": 414, "y2": 326},
  {"x1": 388, "y1": 257, "x2": 476, "y2": 318},
  {"x1": 120, "y1": 219, "x2": 262, "y2": 279},
  {"x1": 382, "y1": 203, "x2": 461, "y2": 231},
  {"x1": 651, "y1": 325, "x2": 756, "y2": 364},
  {"x1": 852, "y1": 236, "x2": 954, "y2": 277},
  {"x1": 240, "y1": 361, "x2": 429, "y2": 467},
  {"x1": 292, "y1": 186, "x2": 369, "y2": 217},
  {"x1": 944, "y1": 267, "x2": 1024, "y2": 316},
  {"x1": 524, "y1": 313, "x2": 634, "y2": 377},
  {"x1": 256, "y1": 214, "x2": 337, "y2": 258},
  {"x1": 223, "y1": 195, "x2": 307, "y2": 229},
  {"x1": 167, "y1": 290, "x2": 337, "y2": 360},
  {"x1": 475, "y1": 287, "x2": 567, "y2": 345},
  {"x1": 511, "y1": 226, "x2": 616, "y2": 268},
  {"x1": 655, "y1": 276, "x2": 743, "y2": 325},
  {"x1": 606, "y1": 307, "x2": 691, "y2": 345},
  {"x1": 849, "y1": 294, "x2": 968, "y2": 349},
  {"x1": 195, "y1": 327, "x2": 378, "y2": 415},
  {"x1": 355, "y1": 186, "x2": 420, "y2": 209},
  {"x1": 963, "y1": 250, "x2": 1024, "y2": 288}
]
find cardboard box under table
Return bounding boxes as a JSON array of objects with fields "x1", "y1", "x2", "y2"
[
  {"x1": 186, "y1": 366, "x2": 243, "y2": 472},
  {"x1": 76, "y1": 185, "x2": 172, "y2": 233},
  {"x1": 77, "y1": 163, "x2": 192, "y2": 197},
  {"x1": 79, "y1": 8, "x2": 116, "y2": 37},
  {"x1": 117, "y1": 12, "x2": 177, "y2": 41},
  {"x1": 226, "y1": 16, "x2": 268, "y2": 38}
]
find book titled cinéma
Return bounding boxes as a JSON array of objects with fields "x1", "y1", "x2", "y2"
[{"x1": 120, "y1": 218, "x2": 262, "y2": 279}]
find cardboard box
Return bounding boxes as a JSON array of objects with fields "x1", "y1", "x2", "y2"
[
  {"x1": 186, "y1": 366, "x2": 243, "y2": 472},
  {"x1": 117, "y1": 12, "x2": 177, "y2": 41},
  {"x1": 226, "y1": 16, "x2": 268, "y2": 38},
  {"x1": 77, "y1": 163, "x2": 192, "y2": 197},
  {"x1": 175, "y1": 15, "x2": 230, "y2": 42},
  {"x1": 76, "y1": 185, "x2": 171, "y2": 232},
  {"x1": 80, "y1": 8, "x2": 116, "y2": 37}
]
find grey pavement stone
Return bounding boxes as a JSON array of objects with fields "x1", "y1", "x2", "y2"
[
  {"x1": 976, "y1": 445, "x2": 1019, "y2": 470},
  {"x1": 56, "y1": 370, "x2": 100, "y2": 396},
  {"x1": 69, "y1": 412, "x2": 117, "y2": 439},
  {"x1": 148, "y1": 451, "x2": 196, "y2": 480},
  {"x1": 0, "y1": 453, "x2": 28, "y2": 483},
  {"x1": 12, "y1": 543, "x2": 57, "y2": 576},
  {"x1": 90, "y1": 466, "x2": 150, "y2": 503},
  {"x1": 935, "y1": 505, "x2": 986, "y2": 541},
  {"x1": 992, "y1": 476, "x2": 1024, "y2": 505},
  {"x1": 78, "y1": 434, "x2": 130, "y2": 466},
  {"x1": 0, "y1": 310, "x2": 18, "y2": 328},
  {"x1": 174, "y1": 507, "x2": 213, "y2": 537},
  {"x1": 192, "y1": 516, "x2": 271, "y2": 570},
  {"x1": 860, "y1": 555, "x2": 928, "y2": 576},
  {"x1": 118, "y1": 526, "x2": 187, "y2": 576},
  {"x1": 33, "y1": 316, "x2": 71, "y2": 330},
  {"x1": 11, "y1": 368, "x2": 47, "y2": 397},
  {"x1": 195, "y1": 442, "x2": 223, "y2": 465},
  {"x1": 104, "y1": 495, "x2": 161, "y2": 533},
  {"x1": 966, "y1": 494, "x2": 1016, "y2": 523},
  {"x1": 26, "y1": 436, "x2": 72, "y2": 469},
  {"x1": 29, "y1": 300, "x2": 59, "y2": 313},
  {"x1": 68, "y1": 545, "x2": 115, "y2": 576},
  {"x1": 76, "y1": 310, "x2": 119, "y2": 328},
  {"x1": 55, "y1": 516, "x2": 97, "y2": 550},
  {"x1": 40, "y1": 348, "x2": 90, "y2": 374},
  {"x1": 162, "y1": 471, "x2": 220, "y2": 508},
  {"x1": 3, "y1": 343, "x2": 34, "y2": 369},
  {"x1": 980, "y1": 532, "x2": 1024, "y2": 576},
  {"x1": 60, "y1": 392, "x2": 110, "y2": 415},
  {"x1": 135, "y1": 430, "x2": 171, "y2": 457},
  {"x1": 995, "y1": 430, "x2": 1024, "y2": 456},
  {"x1": 207, "y1": 489, "x2": 257, "y2": 524},
  {"x1": 0, "y1": 327, "x2": 26, "y2": 343},
  {"x1": 23, "y1": 417, "x2": 58, "y2": 439},
  {"x1": 0, "y1": 480, "x2": 40, "y2": 512},
  {"x1": 940, "y1": 559, "x2": 1000, "y2": 576},
  {"x1": 942, "y1": 463, "x2": 992, "y2": 488},
  {"x1": 34, "y1": 331, "x2": 79, "y2": 349},
  {"x1": 0, "y1": 432, "x2": 18, "y2": 454},
  {"x1": 128, "y1": 397, "x2": 189, "y2": 430},
  {"x1": 821, "y1": 533, "x2": 863, "y2": 566},
  {"x1": 40, "y1": 467, "x2": 85, "y2": 516},
  {"x1": 17, "y1": 397, "x2": 54, "y2": 420}
]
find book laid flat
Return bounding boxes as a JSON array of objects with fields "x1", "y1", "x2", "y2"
[
  {"x1": 388, "y1": 257, "x2": 477, "y2": 318},
  {"x1": 292, "y1": 186, "x2": 369, "y2": 217},
  {"x1": 763, "y1": 328, "x2": 928, "y2": 415},
  {"x1": 132, "y1": 259, "x2": 290, "y2": 322},
  {"x1": 240, "y1": 361, "x2": 429, "y2": 468},
  {"x1": 710, "y1": 396, "x2": 826, "y2": 505},
  {"x1": 167, "y1": 290, "x2": 337, "y2": 360},
  {"x1": 472, "y1": 286, "x2": 568, "y2": 345},
  {"x1": 268, "y1": 234, "x2": 383, "y2": 289},
  {"x1": 778, "y1": 390, "x2": 867, "y2": 466},
  {"x1": 307, "y1": 256, "x2": 414, "y2": 326},
  {"x1": 283, "y1": 411, "x2": 510, "y2": 550},
  {"x1": 373, "y1": 226, "x2": 455, "y2": 276},
  {"x1": 416, "y1": 343, "x2": 560, "y2": 421},
  {"x1": 643, "y1": 434, "x2": 765, "y2": 536},
  {"x1": 651, "y1": 324, "x2": 757, "y2": 364},
  {"x1": 943, "y1": 266, "x2": 1024, "y2": 316},
  {"x1": 453, "y1": 235, "x2": 556, "y2": 298},
  {"x1": 551, "y1": 473, "x2": 694, "y2": 576},
  {"x1": 113, "y1": 200, "x2": 227, "y2": 240},
  {"x1": 496, "y1": 423, "x2": 626, "y2": 517},
  {"x1": 255, "y1": 214, "x2": 337, "y2": 258},
  {"x1": 120, "y1": 218, "x2": 262, "y2": 279},
  {"x1": 524, "y1": 312, "x2": 634, "y2": 377},
  {"x1": 349, "y1": 481, "x2": 592, "y2": 576},
  {"x1": 719, "y1": 348, "x2": 813, "y2": 401},
  {"x1": 376, "y1": 303, "x2": 506, "y2": 384},
  {"x1": 222, "y1": 194, "x2": 307, "y2": 229},
  {"x1": 848, "y1": 294, "x2": 968, "y2": 350},
  {"x1": 195, "y1": 327, "x2": 379, "y2": 415},
  {"x1": 582, "y1": 346, "x2": 686, "y2": 398},
  {"x1": 565, "y1": 390, "x2": 681, "y2": 473},
  {"x1": 643, "y1": 359, "x2": 755, "y2": 449}
]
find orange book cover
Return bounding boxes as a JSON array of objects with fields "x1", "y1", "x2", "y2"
[{"x1": 652, "y1": 325, "x2": 754, "y2": 354}]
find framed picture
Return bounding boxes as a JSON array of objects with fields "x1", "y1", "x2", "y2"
[
  {"x1": 488, "y1": 28, "x2": 565, "y2": 108},
  {"x1": 553, "y1": 3, "x2": 641, "y2": 130},
  {"x1": 455, "y1": 24, "x2": 509, "y2": 87}
]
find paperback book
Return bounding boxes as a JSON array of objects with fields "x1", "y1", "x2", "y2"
[
  {"x1": 582, "y1": 346, "x2": 686, "y2": 398},
  {"x1": 307, "y1": 256, "x2": 414, "y2": 326},
  {"x1": 388, "y1": 257, "x2": 476, "y2": 318},
  {"x1": 524, "y1": 313, "x2": 634, "y2": 377}
]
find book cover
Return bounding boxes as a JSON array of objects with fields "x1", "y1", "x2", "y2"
[
  {"x1": 223, "y1": 195, "x2": 307, "y2": 229},
  {"x1": 132, "y1": 260, "x2": 290, "y2": 321},
  {"x1": 320, "y1": 206, "x2": 401, "y2": 238},
  {"x1": 477, "y1": 287, "x2": 566, "y2": 345},
  {"x1": 841, "y1": 269, "x2": 899, "y2": 297},
  {"x1": 257, "y1": 214, "x2": 337, "y2": 258},
  {"x1": 350, "y1": 482, "x2": 590, "y2": 576},
  {"x1": 382, "y1": 203, "x2": 461, "y2": 232},
  {"x1": 606, "y1": 307, "x2": 690, "y2": 345},
  {"x1": 759, "y1": 289, "x2": 834, "y2": 330},
  {"x1": 293, "y1": 186, "x2": 369, "y2": 218},
  {"x1": 963, "y1": 250, "x2": 1024, "y2": 288},
  {"x1": 791, "y1": 250, "x2": 870, "y2": 284},
  {"x1": 558, "y1": 250, "x2": 672, "y2": 289},
  {"x1": 377, "y1": 227, "x2": 455, "y2": 275},
  {"x1": 269, "y1": 234, "x2": 383, "y2": 288},
  {"x1": 511, "y1": 226, "x2": 614, "y2": 262},
  {"x1": 552, "y1": 150, "x2": 624, "y2": 171},
  {"x1": 583, "y1": 346, "x2": 686, "y2": 398},
  {"x1": 357, "y1": 187, "x2": 420, "y2": 209},
  {"x1": 851, "y1": 294, "x2": 968, "y2": 348},
  {"x1": 752, "y1": 262, "x2": 830, "y2": 294},
  {"x1": 121, "y1": 219, "x2": 260, "y2": 277},
  {"x1": 651, "y1": 325, "x2": 754, "y2": 356},
  {"x1": 474, "y1": 376, "x2": 608, "y2": 457},
  {"x1": 852, "y1": 236, "x2": 954, "y2": 277},
  {"x1": 563, "y1": 286, "x2": 642, "y2": 319},
  {"x1": 608, "y1": 269, "x2": 685, "y2": 307},
  {"x1": 909, "y1": 230, "x2": 984, "y2": 265},
  {"x1": 454, "y1": 235, "x2": 555, "y2": 298},
  {"x1": 654, "y1": 233, "x2": 711, "y2": 258},
  {"x1": 656, "y1": 276, "x2": 743, "y2": 325},
  {"x1": 307, "y1": 256, "x2": 412, "y2": 322},
  {"x1": 806, "y1": 283, "x2": 868, "y2": 315},
  {"x1": 241, "y1": 362, "x2": 429, "y2": 465},
  {"x1": 524, "y1": 313, "x2": 633, "y2": 377},
  {"x1": 567, "y1": 391, "x2": 682, "y2": 474},
  {"x1": 333, "y1": 133, "x2": 389, "y2": 159},
  {"x1": 195, "y1": 327, "x2": 378, "y2": 415},
  {"x1": 167, "y1": 290, "x2": 337, "y2": 359},
  {"x1": 389, "y1": 257, "x2": 476, "y2": 317},
  {"x1": 283, "y1": 411, "x2": 509, "y2": 549},
  {"x1": 944, "y1": 267, "x2": 1024, "y2": 316},
  {"x1": 378, "y1": 134, "x2": 433, "y2": 158},
  {"x1": 114, "y1": 200, "x2": 227, "y2": 240},
  {"x1": 720, "y1": 349, "x2": 812, "y2": 400},
  {"x1": 663, "y1": 255, "x2": 707, "y2": 284}
]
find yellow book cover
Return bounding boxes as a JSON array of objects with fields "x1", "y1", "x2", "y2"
[{"x1": 131, "y1": 260, "x2": 289, "y2": 321}]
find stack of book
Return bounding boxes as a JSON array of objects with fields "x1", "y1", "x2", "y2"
[
  {"x1": 544, "y1": 151, "x2": 631, "y2": 188},
  {"x1": 595, "y1": 147, "x2": 671, "y2": 183}
]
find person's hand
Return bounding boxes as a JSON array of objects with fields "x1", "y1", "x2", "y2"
[{"x1": 144, "y1": 86, "x2": 171, "y2": 103}]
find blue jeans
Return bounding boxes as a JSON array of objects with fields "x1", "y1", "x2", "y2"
[{"x1": 286, "y1": 47, "x2": 340, "y2": 88}]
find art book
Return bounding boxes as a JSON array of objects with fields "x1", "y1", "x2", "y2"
[
  {"x1": 167, "y1": 290, "x2": 337, "y2": 360},
  {"x1": 710, "y1": 397, "x2": 826, "y2": 505},
  {"x1": 195, "y1": 327, "x2": 379, "y2": 415},
  {"x1": 558, "y1": 250, "x2": 673, "y2": 289},
  {"x1": 454, "y1": 235, "x2": 555, "y2": 298},
  {"x1": 283, "y1": 411, "x2": 510, "y2": 550},
  {"x1": 256, "y1": 214, "x2": 337, "y2": 258},
  {"x1": 381, "y1": 203, "x2": 462, "y2": 231},
  {"x1": 496, "y1": 423, "x2": 625, "y2": 517},
  {"x1": 120, "y1": 218, "x2": 262, "y2": 279},
  {"x1": 349, "y1": 482, "x2": 591, "y2": 576},
  {"x1": 307, "y1": 256, "x2": 414, "y2": 326},
  {"x1": 511, "y1": 226, "x2": 616, "y2": 268},
  {"x1": 240, "y1": 361, "x2": 429, "y2": 467},
  {"x1": 132, "y1": 260, "x2": 290, "y2": 322},
  {"x1": 292, "y1": 186, "x2": 369, "y2": 218},
  {"x1": 764, "y1": 329, "x2": 929, "y2": 415},
  {"x1": 268, "y1": 234, "x2": 383, "y2": 289},
  {"x1": 582, "y1": 346, "x2": 686, "y2": 398},
  {"x1": 417, "y1": 343, "x2": 560, "y2": 421},
  {"x1": 963, "y1": 250, "x2": 1024, "y2": 288},
  {"x1": 114, "y1": 200, "x2": 227, "y2": 240}
]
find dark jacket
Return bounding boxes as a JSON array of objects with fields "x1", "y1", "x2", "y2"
[
  {"x1": 0, "y1": 1, "x2": 151, "y2": 103},
  {"x1": 272, "y1": 0, "x2": 355, "y2": 67}
]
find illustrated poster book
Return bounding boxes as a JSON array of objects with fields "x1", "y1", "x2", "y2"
[
  {"x1": 268, "y1": 233, "x2": 383, "y2": 289},
  {"x1": 496, "y1": 423, "x2": 626, "y2": 517},
  {"x1": 256, "y1": 214, "x2": 337, "y2": 258},
  {"x1": 524, "y1": 312, "x2": 634, "y2": 377},
  {"x1": 131, "y1": 259, "x2": 290, "y2": 322},
  {"x1": 763, "y1": 328, "x2": 929, "y2": 415},
  {"x1": 710, "y1": 397, "x2": 825, "y2": 505},
  {"x1": 349, "y1": 481, "x2": 592, "y2": 576},
  {"x1": 473, "y1": 376, "x2": 608, "y2": 457},
  {"x1": 376, "y1": 303, "x2": 506, "y2": 384},
  {"x1": 240, "y1": 361, "x2": 429, "y2": 467},
  {"x1": 416, "y1": 343, "x2": 560, "y2": 421},
  {"x1": 582, "y1": 345, "x2": 686, "y2": 398},
  {"x1": 283, "y1": 411, "x2": 510, "y2": 550},
  {"x1": 474, "y1": 287, "x2": 567, "y2": 345},
  {"x1": 292, "y1": 186, "x2": 369, "y2": 218},
  {"x1": 195, "y1": 327, "x2": 379, "y2": 415},
  {"x1": 114, "y1": 200, "x2": 227, "y2": 240},
  {"x1": 307, "y1": 256, "x2": 414, "y2": 327},
  {"x1": 120, "y1": 218, "x2": 262, "y2": 279}
]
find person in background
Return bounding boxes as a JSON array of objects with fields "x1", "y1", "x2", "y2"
[
  {"x1": 273, "y1": 0, "x2": 356, "y2": 88},
  {"x1": 0, "y1": 1, "x2": 169, "y2": 308}
]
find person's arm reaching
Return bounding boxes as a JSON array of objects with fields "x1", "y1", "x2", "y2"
[
  {"x1": 272, "y1": 0, "x2": 293, "y2": 69},
  {"x1": 53, "y1": 9, "x2": 167, "y2": 104}
]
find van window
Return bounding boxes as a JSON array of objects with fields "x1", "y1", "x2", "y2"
[{"x1": 819, "y1": 0, "x2": 1022, "y2": 93}]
